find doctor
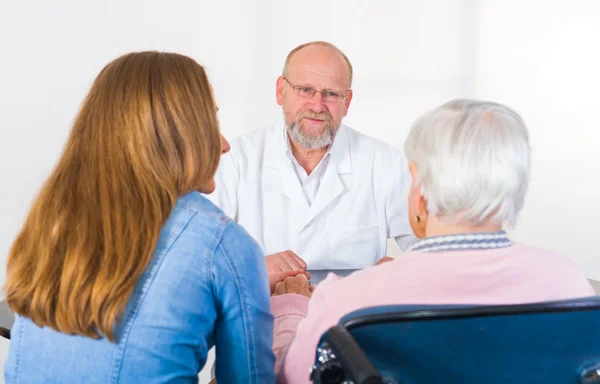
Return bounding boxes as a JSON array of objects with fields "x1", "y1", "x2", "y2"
[{"x1": 208, "y1": 41, "x2": 416, "y2": 282}]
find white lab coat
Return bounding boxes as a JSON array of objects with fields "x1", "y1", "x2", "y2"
[{"x1": 207, "y1": 123, "x2": 414, "y2": 269}]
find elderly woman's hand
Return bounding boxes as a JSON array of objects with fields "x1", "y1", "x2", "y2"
[{"x1": 272, "y1": 274, "x2": 315, "y2": 298}]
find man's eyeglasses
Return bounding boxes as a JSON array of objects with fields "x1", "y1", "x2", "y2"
[{"x1": 283, "y1": 77, "x2": 349, "y2": 103}]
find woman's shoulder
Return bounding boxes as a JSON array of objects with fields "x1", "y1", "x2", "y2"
[
  {"x1": 170, "y1": 192, "x2": 260, "y2": 255},
  {"x1": 153, "y1": 194, "x2": 262, "y2": 281},
  {"x1": 175, "y1": 192, "x2": 227, "y2": 217},
  {"x1": 509, "y1": 242, "x2": 571, "y2": 261},
  {"x1": 173, "y1": 192, "x2": 239, "y2": 230},
  {"x1": 159, "y1": 192, "x2": 234, "y2": 250},
  {"x1": 509, "y1": 243, "x2": 595, "y2": 297},
  {"x1": 509, "y1": 243, "x2": 590, "y2": 280}
]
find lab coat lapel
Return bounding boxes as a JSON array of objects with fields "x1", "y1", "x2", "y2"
[
  {"x1": 263, "y1": 124, "x2": 309, "y2": 211},
  {"x1": 301, "y1": 126, "x2": 352, "y2": 230}
]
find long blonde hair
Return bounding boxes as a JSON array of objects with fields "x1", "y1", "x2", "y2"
[{"x1": 4, "y1": 51, "x2": 221, "y2": 341}]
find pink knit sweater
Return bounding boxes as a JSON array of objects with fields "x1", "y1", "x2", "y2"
[{"x1": 271, "y1": 243, "x2": 594, "y2": 384}]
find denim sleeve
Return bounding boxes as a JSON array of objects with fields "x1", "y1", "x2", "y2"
[{"x1": 212, "y1": 220, "x2": 275, "y2": 383}]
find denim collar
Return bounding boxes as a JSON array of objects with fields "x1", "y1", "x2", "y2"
[{"x1": 407, "y1": 231, "x2": 512, "y2": 253}]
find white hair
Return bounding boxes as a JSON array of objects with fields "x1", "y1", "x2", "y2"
[{"x1": 404, "y1": 99, "x2": 531, "y2": 228}]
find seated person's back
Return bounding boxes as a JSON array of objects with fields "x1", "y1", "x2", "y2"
[
  {"x1": 4, "y1": 52, "x2": 274, "y2": 384},
  {"x1": 270, "y1": 99, "x2": 595, "y2": 383},
  {"x1": 6, "y1": 194, "x2": 272, "y2": 383}
]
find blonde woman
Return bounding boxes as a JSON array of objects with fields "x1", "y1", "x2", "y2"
[{"x1": 4, "y1": 52, "x2": 275, "y2": 383}]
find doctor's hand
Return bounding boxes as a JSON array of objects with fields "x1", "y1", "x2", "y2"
[
  {"x1": 272, "y1": 274, "x2": 314, "y2": 298},
  {"x1": 376, "y1": 256, "x2": 394, "y2": 265},
  {"x1": 266, "y1": 250, "x2": 307, "y2": 272},
  {"x1": 265, "y1": 251, "x2": 309, "y2": 292}
]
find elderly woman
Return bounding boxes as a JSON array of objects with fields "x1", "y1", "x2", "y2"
[{"x1": 270, "y1": 99, "x2": 594, "y2": 383}]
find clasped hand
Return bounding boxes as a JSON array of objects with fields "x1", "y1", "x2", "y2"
[
  {"x1": 266, "y1": 251, "x2": 394, "y2": 296},
  {"x1": 265, "y1": 250, "x2": 314, "y2": 296}
]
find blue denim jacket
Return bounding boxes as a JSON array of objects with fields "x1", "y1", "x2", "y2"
[{"x1": 4, "y1": 192, "x2": 275, "y2": 383}]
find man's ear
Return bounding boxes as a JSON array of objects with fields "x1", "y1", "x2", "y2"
[
  {"x1": 342, "y1": 89, "x2": 353, "y2": 117},
  {"x1": 276, "y1": 76, "x2": 285, "y2": 106}
]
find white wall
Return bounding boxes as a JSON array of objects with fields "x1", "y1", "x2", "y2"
[
  {"x1": 0, "y1": 0, "x2": 470, "y2": 286},
  {"x1": 1, "y1": 1, "x2": 598, "y2": 280},
  {"x1": 2, "y1": 1, "x2": 599, "y2": 283},
  {"x1": 473, "y1": 0, "x2": 600, "y2": 279}
]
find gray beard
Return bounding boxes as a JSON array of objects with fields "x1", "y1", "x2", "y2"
[{"x1": 285, "y1": 120, "x2": 338, "y2": 150}]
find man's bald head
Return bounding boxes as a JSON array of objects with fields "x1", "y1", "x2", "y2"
[{"x1": 282, "y1": 41, "x2": 353, "y2": 88}]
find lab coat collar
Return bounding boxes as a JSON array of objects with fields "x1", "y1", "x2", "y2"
[{"x1": 264, "y1": 122, "x2": 352, "y2": 226}]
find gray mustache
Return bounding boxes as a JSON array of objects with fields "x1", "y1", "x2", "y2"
[{"x1": 296, "y1": 111, "x2": 332, "y2": 122}]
